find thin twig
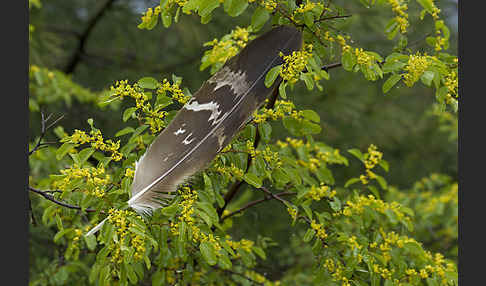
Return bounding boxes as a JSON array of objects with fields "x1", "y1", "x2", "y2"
[
  {"x1": 29, "y1": 112, "x2": 64, "y2": 156},
  {"x1": 28, "y1": 187, "x2": 100, "y2": 213},
  {"x1": 217, "y1": 85, "x2": 280, "y2": 217},
  {"x1": 218, "y1": 268, "x2": 265, "y2": 286},
  {"x1": 220, "y1": 191, "x2": 296, "y2": 221},
  {"x1": 315, "y1": 14, "x2": 352, "y2": 23}
]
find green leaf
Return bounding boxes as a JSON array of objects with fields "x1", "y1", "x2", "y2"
[
  {"x1": 198, "y1": 0, "x2": 220, "y2": 17},
  {"x1": 78, "y1": 148, "x2": 95, "y2": 164},
  {"x1": 303, "y1": 228, "x2": 316, "y2": 242},
  {"x1": 200, "y1": 241, "x2": 218, "y2": 265},
  {"x1": 421, "y1": 71, "x2": 435, "y2": 86},
  {"x1": 303, "y1": 11, "x2": 314, "y2": 28},
  {"x1": 278, "y1": 81, "x2": 287, "y2": 98},
  {"x1": 123, "y1": 107, "x2": 137, "y2": 122},
  {"x1": 56, "y1": 143, "x2": 75, "y2": 160},
  {"x1": 301, "y1": 110, "x2": 320, "y2": 122},
  {"x1": 265, "y1": 65, "x2": 281, "y2": 88},
  {"x1": 137, "y1": 77, "x2": 159, "y2": 89},
  {"x1": 348, "y1": 148, "x2": 365, "y2": 163},
  {"x1": 300, "y1": 73, "x2": 314, "y2": 90},
  {"x1": 251, "y1": 6, "x2": 270, "y2": 31},
  {"x1": 345, "y1": 177, "x2": 361, "y2": 188},
  {"x1": 161, "y1": 11, "x2": 172, "y2": 28},
  {"x1": 416, "y1": 0, "x2": 435, "y2": 13},
  {"x1": 243, "y1": 173, "x2": 263, "y2": 188},
  {"x1": 342, "y1": 50, "x2": 355, "y2": 71},
  {"x1": 382, "y1": 74, "x2": 402, "y2": 93},
  {"x1": 252, "y1": 246, "x2": 266, "y2": 260},
  {"x1": 84, "y1": 234, "x2": 97, "y2": 250},
  {"x1": 115, "y1": 127, "x2": 135, "y2": 137},
  {"x1": 258, "y1": 122, "x2": 272, "y2": 143},
  {"x1": 224, "y1": 0, "x2": 248, "y2": 17}
]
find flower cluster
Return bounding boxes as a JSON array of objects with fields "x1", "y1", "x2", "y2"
[
  {"x1": 403, "y1": 53, "x2": 430, "y2": 87},
  {"x1": 244, "y1": 140, "x2": 282, "y2": 168},
  {"x1": 106, "y1": 209, "x2": 146, "y2": 263},
  {"x1": 310, "y1": 219, "x2": 328, "y2": 240},
  {"x1": 157, "y1": 78, "x2": 190, "y2": 105},
  {"x1": 323, "y1": 258, "x2": 351, "y2": 286},
  {"x1": 110, "y1": 79, "x2": 185, "y2": 133},
  {"x1": 253, "y1": 100, "x2": 302, "y2": 123},
  {"x1": 53, "y1": 164, "x2": 111, "y2": 198},
  {"x1": 279, "y1": 44, "x2": 313, "y2": 84},
  {"x1": 388, "y1": 0, "x2": 409, "y2": 33},
  {"x1": 306, "y1": 184, "x2": 336, "y2": 201},
  {"x1": 170, "y1": 187, "x2": 197, "y2": 237},
  {"x1": 66, "y1": 129, "x2": 123, "y2": 161},
  {"x1": 338, "y1": 194, "x2": 411, "y2": 226},
  {"x1": 201, "y1": 26, "x2": 253, "y2": 71},
  {"x1": 444, "y1": 70, "x2": 458, "y2": 98},
  {"x1": 355, "y1": 48, "x2": 373, "y2": 66},
  {"x1": 359, "y1": 144, "x2": 383, "y2": 184},
  {"x1": 139, "y1": 5, "x2": 161, "y2": 27}
]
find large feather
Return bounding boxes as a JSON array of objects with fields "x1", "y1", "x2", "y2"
[{"x1": 86, "y1": 26, "x2": 302, "y2": 236}]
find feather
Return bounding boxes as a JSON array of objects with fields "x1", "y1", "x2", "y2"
[{"x1": 85, "y1": 26, "x2": 302, "y2": 236}]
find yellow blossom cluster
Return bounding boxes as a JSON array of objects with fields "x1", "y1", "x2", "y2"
[
  {"x1": 260, "y1": 0, "x2": 277, "y2": 12},
  {"x1": 388, "y1": 0, "x2": 409, "y2": 33},
  {"x1": 372, "y1": 230, "x2": 456, "y2": 284},
  {"x1": 403, "y1": 53, "x2": 430, "y2": 87},
  {"x1": 306, "y1": 183, "x2": 336, "y2": 201},
  {"x1": 212, "y1": 162, "x2": 245, "y2": 179},
  {"x1": 139, "y1": 5, "x2": 161, "y2": 27},
  {"x1": 244, "y1": 140, "x2": 282, "y2": 168},
  {"x1": 53, "y1": 164, "x2": 111, "y2": 198},
  {"x1": 67, "y1": 129, "x2": 123, "y2": 161},
  {"x1": 157, "y1": 78, "x2": 190, "y2": 105},
  {"x1": 444, "y1": 70, "x2": 458, "y2": 98},
  {"x1": 323, "y1": 259, "x2": 351, "y2": 286},
  {"x1": 276, "y1": 138, "x2": 347, "y2": 166},
  {"x1": 310, "y1": 219, "x2": 328, "y2": 240},
  {"x1": 226, "y1": 238, "x2": 254, "y2": 252},
  {"x1": 329, "y1": 34, "x2": 351, "y2": 53},
  {"x1": 355, "y1": 48, "x2": 373, "y2": 66},
  {"x1": 106, "y1": 209, "x2": 146, "y2": 263},
  {"x1": 124, "y1": 168, "x2": 135, "y2": 178},
  {"x1": 253, "y1": 100, "x2": 303, "y2": 123},
  {"x1": 359, "y1": 144, "x2": 383, "y2": 185},
  {"x1": 111, "y1": 79, "x2": 176, "y2": 133},
  {"x1": 279, "y1": 44, "x2": 313, "y2": 84},
  {"x1": 338, "y1": 195, "x2": 410, "y2": 225},
  {"x1": 170, "y1": 187, "x2": 197, "y2": 237},
  {"x1": 203, "y1": 26, "x2": 253, "y2": 67},
  {"x1": 287, "y1": 207, "x2": 297, "y2": 220},
  {"x1": 422, "y1": 183, "x2": 458, "y2": 213}
]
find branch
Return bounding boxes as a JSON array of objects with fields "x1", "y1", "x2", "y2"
[
  {"x1": 29, "y1": 112, "x2": 65, "y2": 156},
  {"x1": 220, "y1": 191, "x2": 296, "y2": 221},
  {"x1": 315, "y1": 14, "x2": 352, "y2": 23},
  {"x1": 217, "y1": 85, "x2": 280, "y2": 217},
  {"x1": 28, "y1": 187, "x2": 100, "y2": 213},
  {"x1": 64, "y1": 0, "x2": 116, "y2": 74},
  {"x1": 321, "y1": 62, "x2": 342, "y2": 71}
]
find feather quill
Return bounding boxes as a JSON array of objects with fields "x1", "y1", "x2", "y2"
[{"x1": 86, "y1": 26, "x2": 302, "y2": 236}]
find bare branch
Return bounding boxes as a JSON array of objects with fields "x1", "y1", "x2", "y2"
[
  {"x1": 28, "y1": 187, "x2": 100, "y2": 213},
  {"x1": 220, "y1": 191, "x2": 296, "y2": 221}
]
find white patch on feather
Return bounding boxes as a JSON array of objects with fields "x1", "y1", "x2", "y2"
[
  {"x1": 208, "y1": 67, "x2": 249, "y2": 96},
  {"x1": 184, "y1": 100, "x2": 223, "y2": 125},
  {"x1": 182, "y1": 133, "x2": 195, "y2": 145},
  {"x1": 174, "y1": 128, "x2": 186, "y2": 135}
]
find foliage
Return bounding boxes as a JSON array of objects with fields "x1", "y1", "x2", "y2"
[{"x1": 29, "y1": 0, "x2": 458, "y2": 285}]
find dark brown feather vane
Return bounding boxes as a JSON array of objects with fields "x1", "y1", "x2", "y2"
[{"x1": 86, "y1": 26, "x2": 302, "y2": 236}]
